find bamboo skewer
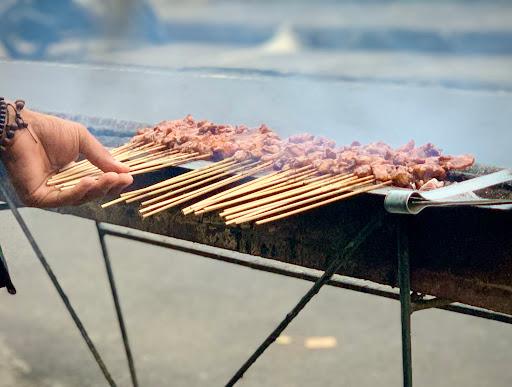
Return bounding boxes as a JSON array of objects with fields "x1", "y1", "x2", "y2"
[
  {"x1": 128, "y1": 151, "x2": 200, "y2": 172},
  {"x1": 254, "y1": 180, "x2": 392, "y2": 225},
  {"x1": 184, "y1": 166, "x2": 317, "y2": 214},
  {"x1": 192, "y1": 170, "x2": 321, "y2": 215},
  {"x1": 55, "y1": 152, "x2": 203, "y2": 189},
  {"x1": 140, "y1": 161, "x2": 261, "y2": 208},
  {"x1": 220, "y1": 178, "x2": 343, "y2": 223},
  {"x1": 119, "y1": 158, "x2": 236, "y2": 198},
  {"x1": 124, "y1": 149, "x2": 180, "y2": 167},
  {"x1": 220, "y1": 173, "x2": 356, "y2": 218},
  {"x1": 140, "y1": 162, "x2": 273, "y2": 218},
  {"x1": 184, "y1": 170, "x2": 284, "y2": 211},
  {"x1": 122, "y1": 161, "x2": 243, "y2": 204},
  {"x1": 129, "y1": 153, "x2": 208, "y2": 176},
  {"x1": 227, "y1": 177, "x2": 381, "y2": 225},
  {"x1": 222, "y1": 175, "x2": 365, "y2": 223},
  {"x1": 132, "y1": 160, "x2": 255, "y2": 206},
  {"x1": 101, "y1": 158, "x2": 238, "y2": 208},
  {"x1": 54, "y1": 142, "x2": 139, "y2": 174},
  {"x1": 59, "y1": 153, "x2": 210, "y2": 191},
  {"x1": 48, "y1": 142, "x2": 161, "y2": 184},
  {"x1": 51, "y1": 142, "x2": 161, "y2": 182}
]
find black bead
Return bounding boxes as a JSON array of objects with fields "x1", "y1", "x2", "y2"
[{"x1": 6, "y1": 130, "x2": 15, "y2": 139}]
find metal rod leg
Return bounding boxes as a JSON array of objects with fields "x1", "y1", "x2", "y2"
[
  {"x1": 225, "y1": 217, "x2": 382, "y2": 387},
  {"x1": 96, "y1": 223, "x2": 139, "y2": 387},
  {"x1": 0, "y1": 179, "x2": 117, "y2": 387},
  {"x1": 398, "y1": 217, "x2": 413, "y2": 387}
]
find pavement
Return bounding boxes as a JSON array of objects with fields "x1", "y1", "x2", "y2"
[
  {"x1": 0, "y1": 209, "x2": 511, "y2": 387},
  {"x1": 1, "y1": 1, "x2": 512, "y2": 386}
]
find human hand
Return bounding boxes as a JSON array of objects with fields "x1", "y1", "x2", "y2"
[{"x1": 1, "y1": 107, "x2": 133, "y2": 207}]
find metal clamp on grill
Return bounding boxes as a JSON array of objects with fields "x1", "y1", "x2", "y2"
[{"x1": 384, "y1": 169, "x2": 512, "y2": 214}]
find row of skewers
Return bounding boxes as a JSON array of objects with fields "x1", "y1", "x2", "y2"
[
  {"x1": 47, "y1": 141, "x2": 210, "y2": 190},
  {"x1": 47, "y1": 115, "x2": 475, "y2": 225},
  {"x1": 101, "y1": 159, "x2": 390, "y2": 224}
]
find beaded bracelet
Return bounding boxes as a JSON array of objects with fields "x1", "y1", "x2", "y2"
[
  {"x1": 0, "y1": 98, "x2": 6, "y2": 143},
  {"x1": 0, "y1": 99, "x2": 30, "y2": 152}
]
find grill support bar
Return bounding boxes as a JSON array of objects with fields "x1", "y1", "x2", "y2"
[
  {"x1": 398, "y1": 217, "x2": 413, "y2": 387},
  {"x1": 97, "y1": 224, "x2": 139, "y2": 387},
  {"x1": 94, "y1": 222, "x2": 512, "y2": 324},
  {"x1": 225, "y1": 216, "x2": 383, "y2": 386}
]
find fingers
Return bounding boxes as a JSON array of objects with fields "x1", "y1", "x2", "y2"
[
  {"x1": 106, "y1": 173, "x2": 134, "y2": 197},
  {"x1": 32, "y1": 176, "x2": 97, "y2": 208},
  {"x1": 77, "y1": 126, "x2": 130, "y2": 173},
  {"x1": 30, "y1": 173, "x2": 133, "y2": 208},
  {"x1": 74, "y1": 173, "x2": 133, "y2": 206}
]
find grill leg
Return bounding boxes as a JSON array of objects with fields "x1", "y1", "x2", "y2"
[
  {"x1": 225, "y1": 217, "x2": 382, "y2": 387},
  {"x1": 0, "y1": 175, "x2": 117, "y2": 387},
  {"x1": 96, "y1": 223, "x2": 139, "y2": 387},
  {"x1": 397, "y1": 217, "x2": 413, "y2": 387}
]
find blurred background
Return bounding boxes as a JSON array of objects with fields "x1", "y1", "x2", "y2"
[
  {"x1": 1, "y1": 0, "x2": 512, "y2": 90},
  {"x1": 1, "y1": 1, "x2": 512, "y2": 387}
]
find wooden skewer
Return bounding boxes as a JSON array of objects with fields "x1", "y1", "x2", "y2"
[
  {"x1": 57, "y1": 172, "x2": 105, "y2": 189},
  {"x1": 55, "y1": 142, "x2": 138, "y2": 175},
  {"x1": 61, "y1": 153, "x2": 210, "y2": 191},
  {"x1": 227, "y1": 177, "x2": 379, "y2": 225},
  {"x1": 184, "y1": 170, "x2": 283, "y2": 212},
  {"x1": 193, "y1": 170, "x2": 321, "y2": 215},
  {"x1": 49, "y1": 167, "x2": 104, "y2": 186},
  {"x1": 186, "y1": 166, "x2": 316, "y2": 213},
  {"x1": 52, "y1": 161, "x2": 93, "y2": 179},
  {"x1": 101, "y1": 158, "x2": 236, "y2": 208},
  {"x1": 254, "y1": 181, "x2": 392, "y2": 225},
  {"x1": 140, "y1": 161, "x2": 259, "y2": 207},
  {"x1": 222, "y1": 174, "x2": 363, "y2": 222},
  {"x1": 221, "y1": 173, "x2": 356, "y2": 218},
  {"x1": 141, "y1": 162, "x2": 272, "y2": 218},
  {"x1": 129, "y1": 153, "x2": 208, "y2": 176},
  {"x1": 184, "y1": 170, "x2": 292, "y2": 214},
  {"x1": 48, "y1": 142, "x2": 159, "y2": 183},
  {"x1": 224, "y1": 174, "x2": 372, "y2": 222},
  {"x1": 124, "y1": 160, "x2": 248, "y2": 204},
  {"x1": 101, "y1": 192, "x2": 139, "y2": 208},
  {"x1": 119, "y1": 158, "x2": 235, "y2": 198},
  {"x1": 131, "y1": 160, "x2": 253, "y2": 205},
  {"x1": 220, "y1": 174, "x2": 344, "y2": 222},
  {"x1": 49, "y1": 149, "x2": 182, "y2": 186},
  {"x1": 124, "y1": 149, "x2": 180, "y2": 167},
  {"x1": 49, "y1": 160, "x2": 102, "y2": 181},
  {"x1": 128, "y1": 152, "x2": 199, "y2": 172},
  {"x1": 117, "y1": 144, "x2": 167, "y2": 162}
]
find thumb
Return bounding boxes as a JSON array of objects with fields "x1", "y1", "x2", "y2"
[{"x1": 78, "y1": 126, "x2": 129, "y2": 173}]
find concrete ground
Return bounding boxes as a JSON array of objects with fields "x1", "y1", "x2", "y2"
[{"x1": 0, "y1": 209, "x2": 511, "y2": 387}]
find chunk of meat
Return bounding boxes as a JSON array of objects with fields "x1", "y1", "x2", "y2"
[
  {"x1": 419, "y1": 178, "x2": 444, "y2": 191},
  {"x1": 289, "y1": 133, "x2": 315, "y2": 143},
  {"x1": 391, "y1": 167, "x2": 414, "y2": 188},
  {"x1": 443, "y1": 154, "x2": 475, "y2": 170},
  {"x1": 412, "y1": 162, "x2": 446, "y2": 181},
  {"x1": 372, "y1": 164, "x2": 393, "y2": 181},
  {"x1": 354, "y1": 164, "x2": 372, "y2": 177}
]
